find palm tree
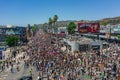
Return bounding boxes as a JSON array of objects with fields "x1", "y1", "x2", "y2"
[
  {"x1": 42, "y1": 23, "x2": 47, "y2": 32},
  {"x1": 48, "y1": 17, "x2": 53, "y2": 32},
  {"x1": 27, "y1": 24, "x2": 31, "y2": 37},
  {"x1": 31, "y1": 24, "x2": 37, "y2": 36},
  {"x1": 53, "y1": 15, "x2": 58, "y2": 32}
]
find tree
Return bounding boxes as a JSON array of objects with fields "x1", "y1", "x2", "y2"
[
  {"x1": 67, "y1": 22, "x2": 76, "y2": 34},
  {"x1": 42, "y1": 23, "x2": 48, "y2": 33},
  {"x1": 27, "y1": 24, "x2": 31, "y2": 37},
  {"x1": 100, "y1": 21, "x2": 107, "y2": 26},
  {"x1": 53, "y1": 15, "x2": 58, "y2": 33},
  {"x1": 6, "y1": 36, "x2": 19, "y2": 47},
  {"x1": 53, "y1": 15, "x2": 58, "y2": 27},
  {"x1": 48, "y1": 17, "x2": 53, "y2": 32},
  {"x1": 117, "y1": 35, "x2": 120, "y2": 39},
  {"x1": 32, "y1": 24, "x2": 37, "y2": 36}
]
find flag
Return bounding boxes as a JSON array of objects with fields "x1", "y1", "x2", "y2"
[
  {"x1": 104, "y1": 50, "x2": 107, "y2": 54},
  {"x1": 80, "y1": 61, "x2": 83, "y2": 64},
  {"x1": 84, "y1": 75, "x2": 91, "y2": 79},
  {"x1": 87, "y1": 75, "x2": 91, "y2": 79},
  {"x1": 101, "y1": 73, "x2": 105, "y2": 78}
]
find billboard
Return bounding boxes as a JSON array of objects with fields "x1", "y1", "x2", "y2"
[{"x1": 78, "y1": 23, "x2": 100, "y2": 33}]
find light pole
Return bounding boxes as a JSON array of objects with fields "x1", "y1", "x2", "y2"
[{"x1": 110, "y1": 26, "x2": 111, "y2": 39}]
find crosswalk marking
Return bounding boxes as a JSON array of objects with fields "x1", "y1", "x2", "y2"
[
  {"x1": 0, "y1": 71, "x2": 8, "y2": 80},
  {"x1": 0, "y1": 75, "x2": 8, "y2": 80},
  {"x1": 0, "y1": 77, "x2": 6, "y2": 80},
  {"x1": 0, "y1": 74, "x2": 8, "y2": 77},
  {"x1": 1, "y1": 75, "x2": 8, "y2": 77}
]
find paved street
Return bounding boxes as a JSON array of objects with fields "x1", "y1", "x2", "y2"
[{"x1": 0, "y1": 47, "x2": 37, "y2": 80}]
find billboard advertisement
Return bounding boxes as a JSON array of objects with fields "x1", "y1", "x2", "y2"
[{"x1": 78, "y1": 23, "x2": 100, "y2": 33}]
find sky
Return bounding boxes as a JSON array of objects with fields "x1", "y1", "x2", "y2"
[{"x1": 0, "y1": 0, "x2": 120, "y2": 26}]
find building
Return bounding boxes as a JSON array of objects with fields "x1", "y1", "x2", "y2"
[
  {"x1": 58, "y1": 26, "x2": 68, "y2": 34},
  {"x1": 0, "y1": 26, "x2": 27, "y2": 43},
  {"x1": 100, "y1": 24, "x2": 120, "y2": 34},
  {"x1": 64, "y1": 36, "x2": 104, "y2": 53}
]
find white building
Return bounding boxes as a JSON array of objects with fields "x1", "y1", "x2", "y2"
[
  {"x1": 58, "y1": 27, "x2": 68, "y2": 34},
  {"x1": 100, "y1": 24, "x2": 120, "y2": 33},
  {"x1": 64, "y1": 37, "x2": 104, "y2": 53}
]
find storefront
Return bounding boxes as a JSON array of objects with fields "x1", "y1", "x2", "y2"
[
  {"x1": 91, "y1": 45, "x2": 100, "y2": 50},
  {"x1": 90, "y1": 41, "x2": 103, "y2": 50},
  {"x1": 79, "y1": 44, "x2": 89, "y2": 52},
  {"x1": 103, "y1": 42, "x2": 109, "y2": 48}
]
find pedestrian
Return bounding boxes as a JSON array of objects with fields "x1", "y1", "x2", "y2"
[
  {"x1": 29, "y1": 68, "x2": 33, "y2": 76},
  {"x1": 10, "y1": 66, "x2": 14, "y2": 73},
  {"x1": 16, "y1": 65, "x2": 19, "y2": 72}
]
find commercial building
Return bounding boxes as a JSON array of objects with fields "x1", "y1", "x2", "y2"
[
  {"x1": 64, "y1": 36, "x2": 105, "y2": 53},
  {"x1": 0, "y1": 26, "x2": 27, "y2": 43},
  {"x1": 58, "y1": 27, "x2": 68, "y2": 34},
  {"x1": 100, "y1": 24, "x2": 120, "y2": 34}
]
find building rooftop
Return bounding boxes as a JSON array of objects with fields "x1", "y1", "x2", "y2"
[{"x1": 0, "y1": 25, "x2": 25, "y2": 28}]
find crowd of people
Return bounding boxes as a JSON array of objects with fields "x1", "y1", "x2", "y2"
[
  {"x1": 27, "y1": 29, "x2": 120, "y2": 80},
  {"x1": 0, "y1": 47, "x2": 26, "y2": 74}
]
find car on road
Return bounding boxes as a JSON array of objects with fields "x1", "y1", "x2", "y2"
[{"x1": 18, "y1": 76, "x2": 32, "y2": 80}]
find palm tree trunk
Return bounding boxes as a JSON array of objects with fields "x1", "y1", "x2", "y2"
[{"x1": 54, "y1": 22, "x2": 55, "y2": 33}]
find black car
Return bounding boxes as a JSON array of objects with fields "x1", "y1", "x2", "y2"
[{"x1": 18, "y1": 76, "x2": 32, "y2": 80}]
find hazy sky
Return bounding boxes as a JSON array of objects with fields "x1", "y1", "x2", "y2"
[{"x1": 0, "y1": 0, "x2": 120, "y2": 26}]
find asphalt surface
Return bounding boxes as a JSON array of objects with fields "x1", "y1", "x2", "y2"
[{"x1": 0, "y1": 48, "x2": 39, "y2": 80}]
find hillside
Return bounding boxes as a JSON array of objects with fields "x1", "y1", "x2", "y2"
[
  {"x1": 38, "y1": 16, "x2": 120, "y2": 28},
  {"x1": 99, "y1": 16, "x2": 120, "y2": 25}
]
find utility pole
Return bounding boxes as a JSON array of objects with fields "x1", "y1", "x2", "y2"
[{"x1": 110, "y1": 26, "x2": 111, "y2": 39}]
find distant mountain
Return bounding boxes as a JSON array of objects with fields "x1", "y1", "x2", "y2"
[
  {"x1": 102, "y1": 16, "x2": 120, "y2": 20},
  {"x1": 38, "y1": 16, "x2": 120, "y2": 28},
  {"x1": 38, "y1": 20, "x2": 90, "y2": 28},
  {"x1": 99, "y1": 16, "x2": 120, "y2": 25}
]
